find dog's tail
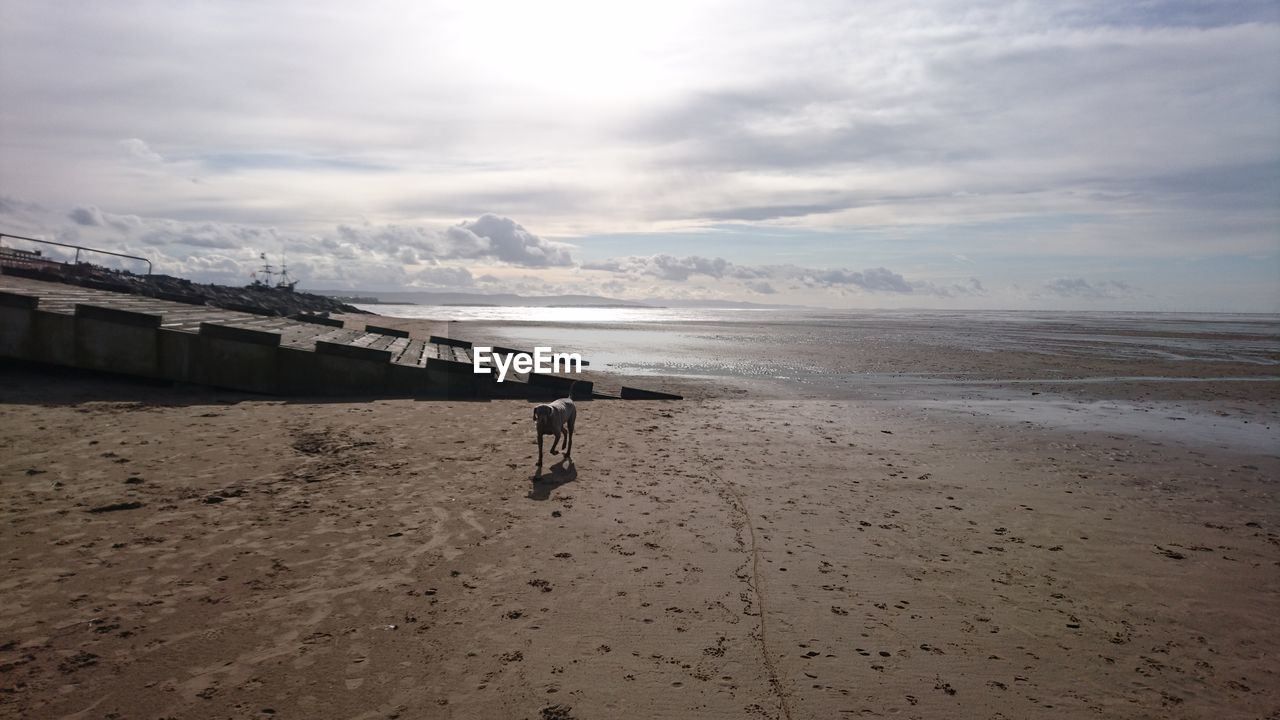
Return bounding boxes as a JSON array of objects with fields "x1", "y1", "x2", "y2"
[{"x1": 568, "y1": 379, "x2": 580, "y2": 399}]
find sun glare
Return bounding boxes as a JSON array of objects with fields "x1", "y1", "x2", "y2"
[{"x1": 435, "y1": 1, "x2": 709, "y2": 101}]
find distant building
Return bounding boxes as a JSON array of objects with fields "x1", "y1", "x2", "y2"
[{"x1": 0, "y1": 245, "x2": 62, "y2": 272}]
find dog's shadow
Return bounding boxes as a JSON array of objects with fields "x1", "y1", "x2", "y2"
[{"x1": 527, "y1": 458, "x2": 577, "y2": 501}]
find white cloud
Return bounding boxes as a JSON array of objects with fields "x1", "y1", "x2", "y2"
[{"x1": 118, "y1": 138, "x2": 163, "y2": 164}]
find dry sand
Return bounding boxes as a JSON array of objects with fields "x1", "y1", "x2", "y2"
[{"x1": 1, "y1": 317, "x2": 1278, "y2": 719}]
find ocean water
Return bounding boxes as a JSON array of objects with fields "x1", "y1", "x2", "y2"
[
  {"x1": 361, "y1": 305, "x2": 1280, "y2": 380},
  {"x1": 364, "y1": 305, "x2": 1280, "y2": 452}
]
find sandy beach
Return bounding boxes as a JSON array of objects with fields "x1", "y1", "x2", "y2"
[{"x1": 2, "y1": 313, "x2": 1278, "y2": 720}]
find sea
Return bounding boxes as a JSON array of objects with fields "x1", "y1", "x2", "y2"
[
  {"x1": 358, "y1": 305, "x2": 1280, "y2": 380},
  {"x1": 359, "y1": 305, "x2": 1280, "y2": 454}
]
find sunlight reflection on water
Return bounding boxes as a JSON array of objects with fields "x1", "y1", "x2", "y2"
[{"x1": 360, "y1": 304, "x2": 1280, "y2": 379}]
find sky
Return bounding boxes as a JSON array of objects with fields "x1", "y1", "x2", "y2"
[{"x1": 1, "y1": 0, "x2": 1277, "y2": 311}]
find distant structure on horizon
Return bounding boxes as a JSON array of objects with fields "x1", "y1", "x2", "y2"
[{"x1": 249, "y1": 252, "x2": 297, "y2": 292}]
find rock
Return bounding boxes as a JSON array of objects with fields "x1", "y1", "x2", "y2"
[
  {"x1": 4, "y1": 263, "x2": 369, "y2": 317},
  {"x1": 87, "y1": 501, "x2": 144, "y2": 513}
]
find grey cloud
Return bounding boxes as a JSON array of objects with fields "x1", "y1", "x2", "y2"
[
  {"x1": 630, "y1": 87, "x2": 944, "y2": 173},
  {"x1": 621, "y1": 16, "x2": 1280, "y2": 237},
  {"x1": 1040, "y1": 277, "x2": 1137, "y2": 299},
  {"x1": 912, "y1": 276, "x2": 985, "y2": 297},
  {"x1": 585, "y1": 254, "x2": 973, "y2": 296},
  {"x1": 803, "y1": 267, "x2": 913, "y2": 292},
  {"x1": 0, "y1": 196, "x2": 27, "y2": 215},
  {"x1": 701, "y1": 202, "x2": 853, "y2": 222},
  {"x1": 1054, "y1": 1, "x2": 1279, "y2": 30},
  {"x1": 68, "y1": 205, "x2": 104, "y2": 226},
  {"x1": 584, "y1": 254, "x2": 729, "y2": 281},
  {"x1": 198, "y1": 152, "x2": 391, "y2": 174},
  {"x1": 331, "y1": 213, "x2": 572, "y2": 268},
  {"x1": 0, "y1": 196, "x2": 56, "y2": 236},
  {"x1": 1118, "y1": 161, "x2": 1280, "y2": 215},
  {"x1": 174, "y1": 234, "x2": 239, "y2": 249},
  {"x1": 449, "y1": 214, "x2": 573, "y2": 267},
  {"x1": 643, "y1": 255, "x2": 729, "y2": 281}
]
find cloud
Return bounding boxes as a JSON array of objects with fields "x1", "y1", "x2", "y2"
[
  {"x1": 68, "y1": 205, "x2": 104, "y2": 226},
  {"x1": 584, "y1": 254, "x2": 729, "y2": 281},
  {"x1": 1039, "y1": 277, "x2": 1137, "y2": 299},
  {"x1": 172, "y1": 233, "x2": 240, "y2": 249},
  {"x1": 630, "y1": 86, "x2": 942, "y2": 175},
  {"x1": 913, "y1": 276, "x2": 985, "y2": 297},
  {"x1": 0, "y1": 1, "x2": 1275, "y2": 310},
  {"x1": 803, "y1": 267, "x2": 912, "y2": 292},
  {"x1": 329, "y1": 213, "x2": 575, "y2": 269},
  {"x1": 118, "y1": 138, "x2": 163, "y2": 164},
  {"x1": 411, "y1": 265, "x2": 475, "y2": 289},
  {"x1": 582, "y1": 253, "x2": 980, "y2": 297},
  {"x1": 1, "y1": 198, "x2": 558, "y2": 289},
  {"x1": 699, "y1": 202, "x2": 850, "y2": 223},
  {"x1": 198, "y1": 152, "x2": 390, "y2": 174},
  {"x1": 447, "y1": 214, "x2": 574, "y2": 267},
  {"x1": 0, "y1": 2, "x2": 1273, "y2": 254}
]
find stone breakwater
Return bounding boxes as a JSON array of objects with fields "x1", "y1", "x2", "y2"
[{"x1": 1, "y1": 263, "x2": 366, "y2": 318}]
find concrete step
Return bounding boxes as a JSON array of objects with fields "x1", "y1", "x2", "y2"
[{"x1": 0, "y1": 274, "x2": 675, "y2": 400}]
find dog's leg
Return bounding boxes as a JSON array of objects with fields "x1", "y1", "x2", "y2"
[
  {"x1": 536, "y1": 432, "x2": 544, "y2": 474},
  {"x1": 550, "y1": 430, "x2": 561, "y2": 455},
  {"x1": 565, "y1": 418, "x2": 574, "y2": 459}
]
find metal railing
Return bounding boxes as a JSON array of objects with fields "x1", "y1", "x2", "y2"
[{"x1": 0, "y1": 233, "x2": 152, "y2": 275}]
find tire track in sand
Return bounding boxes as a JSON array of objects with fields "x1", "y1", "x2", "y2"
[{"x1": 706, "y1": 462, "x2": 794, "y2": 720}]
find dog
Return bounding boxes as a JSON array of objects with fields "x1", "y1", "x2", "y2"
[{"x1": 533, "y1": 381, "x2": 578, "y2": 477}]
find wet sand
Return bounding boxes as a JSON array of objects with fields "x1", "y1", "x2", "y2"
[{"x1": 1, "y1": 315, "x2": 1278, "y2": 719}]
